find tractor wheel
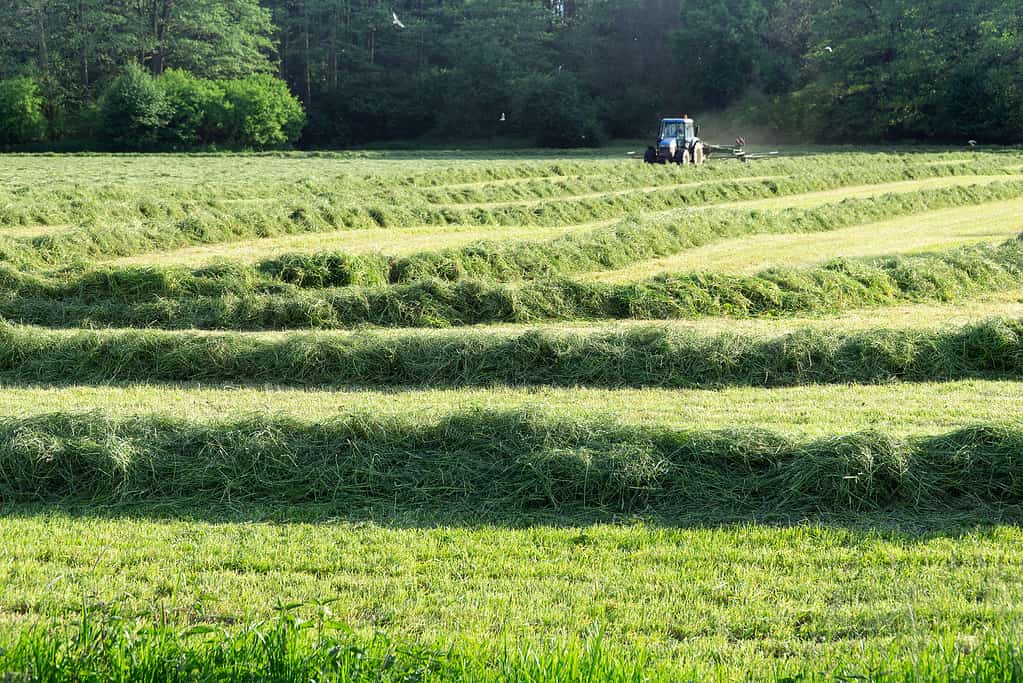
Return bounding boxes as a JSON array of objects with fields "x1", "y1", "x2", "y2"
[
  {"x1": 673, "y1": 149, "x2": 685, "y2": 165},
  {"x1": 643, "y1": 147, "x2": 657, "y2": 164}
]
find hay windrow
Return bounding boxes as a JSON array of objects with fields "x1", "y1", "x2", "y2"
[
  {"x1": 3, "y1": 180, "x2": 1020, "y2": 307},
  {"x1": 1, "y1": 409, "x2": 1021, "y2": 512},
  {"x1": 0, "y1": 317, "x2": 1021, "y2": 388},
  {"x1": 267, "y1": 180, "x2": 1023, "y2": 286},
  {"x1": 2, "y1": 156, "x2": 1012, "y2": 268},
  {"x1": 2, "y1": 239, "x2": 1021, "y2": 329}
]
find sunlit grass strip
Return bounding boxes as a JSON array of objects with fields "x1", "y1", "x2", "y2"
[
  {"x1": 3, "y1": 409, "x2": 1023, "y2": 512},
  {"x1": 5, "y1": 609, "x2": 1022, "y2": 682},
  {"x1": 3, "y1": 239, "x2": 1022, "y2": 329},
  {"x1": 1, "y1": 318, "x2": 1022, "y2": 388}
]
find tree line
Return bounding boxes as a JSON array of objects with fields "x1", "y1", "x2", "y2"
[{"x1": 0, "y1": 0, "x2": 1020, "y2": 149}]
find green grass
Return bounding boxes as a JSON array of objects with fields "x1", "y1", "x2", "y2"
[
  {"x1": 255, "y1": 180, "x2": 1023, "y2": 287},
  {"x1": 104, "y1": 220, "x2": 609, "y2": 269},
  {"x1": 432, "y1": 288, "x2": 1023, "y2": 334},
  {"x1": 6, "y1": 150, "x2": 1023, "y2": 680},
  {"x1": 3, "y1": 514, "x2": 1023, "y2": 680},
  {"x1": 0, "y1": 151, "x2": 1000, "y2": 225},
  {"x1": 0, "y1": 610, "x2": 675, "y2": 683},
  {"x1": 712, "y1": 174, "x2": 1019, "y2": 210}
]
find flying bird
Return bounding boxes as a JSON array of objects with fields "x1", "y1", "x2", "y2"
[
  {"x1": 499, "y1": 113, "x2": 507, "y2": 122},
  {"x1": 392, "y1": 12, "x2": 405, "y2": 29},
  {"x1": 968, "y1": 139, "x2": 978, "y2": 146},
  {"x1": 824, "y1": 46, "x2": 834, "y2": 53}
]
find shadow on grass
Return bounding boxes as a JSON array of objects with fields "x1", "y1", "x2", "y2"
[{"x1": 3, "y1": 500, "x2": 1022, "y2": 538}]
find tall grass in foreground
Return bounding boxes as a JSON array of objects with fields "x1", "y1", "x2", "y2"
[
  {"x1": 1, "y1": 317, "x2": 1022, "y2": 388},
  {"x1": 3, "y1": 410, "x2": 1023, "y2": 512},
  {"x1": 2, "y1": 608, "x2": 1021, "y2": 682}
]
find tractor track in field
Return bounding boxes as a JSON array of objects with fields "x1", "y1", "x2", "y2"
[{"x1": 0, "y1": 224, "x2": 72, "y2": 239}]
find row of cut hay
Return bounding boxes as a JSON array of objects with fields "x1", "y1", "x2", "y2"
[
  {"x1": 0, "y1": 152, "x2": 966, "y2": 227},
  {"x1": 417, "y1": 155, "x2": 1014, "y2": 206},
  {"x1": 415, "y1": 157, "x2": 805, "y2": 205},
  {"x1": 5, "y1": 179, "x2": 1021, "y2": 301},
  {"x1": 415, "y1": 159, "x2": 799, "y2": 205},
  {"x1": 3, "y1": 409, "x2": 1023, "y2": 512},
  {"x1": 265, "y1": 181, "x2": 1023, "y2": 287},
  {"x1": 1, "y1": 317, "x2": 1021, "y2": 388},
  {"x1": 3, "y1": 159, "x2": 1009, "y2": 268},
  {"x1": 0, "y1": 156, "x2": 763, "y2": 227},
  {"x1": 0, "y1": 159, "x2": 619, "y2": 226},
  {"x1": 392, "y1": 158, "x2": 632, "y2": 186},
  {"x1": 397, "y1": 151, "x2": 891, "y2": 190},
  {"x1": 4, "y1": 239, "x2": 1021, "y2": 330}
]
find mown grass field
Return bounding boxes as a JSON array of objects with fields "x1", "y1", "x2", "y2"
[{"x1": 3, "y1": 147, "x2": 1023, "y2": 681}]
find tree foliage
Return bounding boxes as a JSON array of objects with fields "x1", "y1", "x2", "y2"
[
  {"x1": 0, "y1": 77, "x2": 47, "y2": 145},
  {"x1": 220, "y1": 74, "x2": 306, "y2": 147},
  {"x1": 101, "y1": 63, "x2": 171, "y2": 149},
  {"x1": 0, "y1": 0, "x2": 1021, "y2": 147}
]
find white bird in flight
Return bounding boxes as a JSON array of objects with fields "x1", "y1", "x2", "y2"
[
  {"x1": 968, "y1": 139, "x2": 978, "y2": 146},
  {"x1": 824, "y1": 46, "x2": 834, "y2": 53},
  {"x1": 499, "y1": 113, "x2": 507, "y2": 122},
  {"x1": 392, "y1": 12, "x2": 405, "y2": 29}
]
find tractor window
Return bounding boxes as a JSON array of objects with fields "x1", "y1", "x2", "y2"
[
  {"x1": 661, "y1": 122, "x2": 682, "y2": 139},
  {"x1": 686, "y1": 122, "x2": 695, "y2": 139}
]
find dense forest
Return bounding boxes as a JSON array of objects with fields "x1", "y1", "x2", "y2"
[{"x1": 0, "y1": 0, "x2": 1021, "y2": 149}]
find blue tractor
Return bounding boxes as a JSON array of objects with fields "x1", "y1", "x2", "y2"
[{"x1": 643, "y1": 116, "x2": 750, "y2": 164}]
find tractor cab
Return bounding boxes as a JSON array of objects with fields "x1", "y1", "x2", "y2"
[{"x1": 660, "y1": 118, "x2": 696, "y2": 146}]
